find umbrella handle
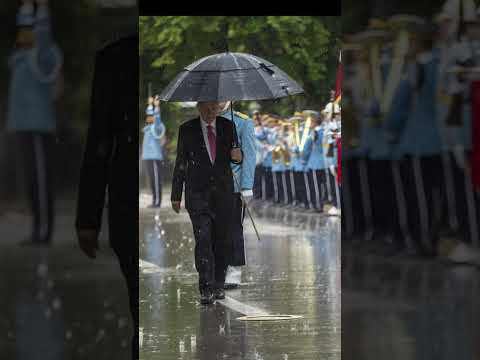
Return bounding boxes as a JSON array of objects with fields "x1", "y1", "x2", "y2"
[{"x1": 230, "y1": 102, "x2": 240, "y2": 148}]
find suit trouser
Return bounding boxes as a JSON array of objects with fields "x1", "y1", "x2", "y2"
[
  {"x1": 188, "y1": 189, "x2": 233, "y2": 293},
  {"x1": 307, "y1": 170, "x2": 325, "y2": 210},
  {"x1": 400, "y1": 155, "x2": 443, "y2": 254},
  {"x1": 253, "y1": 165, "x2": 263, "y2": 199},
  {"x1": 229, "y1": 193, "x2": 246, "y2": 266},
  {"x1": 17, "y1": 133, "x2": 54, "y2": 244},
  {"x1": 144, "y1": 160, "x2": 162, "y2": 206},
  {"x1": 113, "y1": 245, "x2": 139, "y2": 360},
  {"x1": 293, "y1": 171, "x2": 307, "y2": 206}
]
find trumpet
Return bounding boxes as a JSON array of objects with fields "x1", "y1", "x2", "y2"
[{"x1": 272, "y1": 143, "x2": 291, "y2": 166}]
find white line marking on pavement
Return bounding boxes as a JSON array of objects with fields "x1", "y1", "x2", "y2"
[
  {"x1": 217, "y1": 296, "x2": 270, "y2": 317},
  {"x1": 140, "y1": 259, "x2": 269, "y2": 316}
]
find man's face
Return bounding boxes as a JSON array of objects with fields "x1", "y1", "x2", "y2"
[
  {"x1": 253, "y1": 112, "x2": 261, "y2": 124},
  {"x1": 197, "y1": 102, "x2": 222, "y2": 122}
]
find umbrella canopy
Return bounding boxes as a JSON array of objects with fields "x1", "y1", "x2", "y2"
[{"x1": 159, "y1": 52, "x2": 304, "y2": 102}]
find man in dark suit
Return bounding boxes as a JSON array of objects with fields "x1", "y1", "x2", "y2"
[
  {"x1": 75, "y1": 33, "x2": 139, "y2": 360},
  {"x1": 171, "y1": 101, "x2": 242, "y2": 305}
]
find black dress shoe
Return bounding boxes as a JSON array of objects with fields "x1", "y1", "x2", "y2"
[
  {"x1": 200, "y1": 293, "x2": 214, "y2": 305},
  {"x1": 224, "y1": 283, "x2": 239, "y2": 290},
  {"x1": 214, "y1": 288, "x2": 225, "y2": 299}
]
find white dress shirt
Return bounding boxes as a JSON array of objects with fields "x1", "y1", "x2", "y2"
[{"x1": 200, "y1": 116, "x2": 216, "y2": 164}]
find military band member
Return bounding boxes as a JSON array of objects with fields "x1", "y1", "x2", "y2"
[
  {"x1": 302, "y1": 113, "x2": 326, "y2": 213},
  {"x1": 271, "y1": 121, "x2": 287, "y2": 205},
  {"x1": 256, "y1": 115, "x2": 275, "y2": 201},
  {"x1": 252, "y1": 110, "x2": 264, "y2": 199},
  {"x1": 385, "y1": 21, "x2": 444, "y2": 256}
]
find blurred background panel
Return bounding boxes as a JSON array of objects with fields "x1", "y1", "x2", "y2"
[{"x1": 0, "y1": 2, "x2": 138, "y2": 359}]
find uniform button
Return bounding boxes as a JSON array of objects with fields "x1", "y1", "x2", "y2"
[{"x1": 128, "y1": 136, "x2": 132, "y2": 143}]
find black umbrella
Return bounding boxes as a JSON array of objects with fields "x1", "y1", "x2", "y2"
[
  {"x1": 159, "y1": 52, "x2": 304, "y2": 242},
  {"x1": 158, "y1": 52, "x2": 304, "y2": 102}
]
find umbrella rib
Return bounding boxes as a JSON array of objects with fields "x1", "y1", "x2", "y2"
[
  {"x1": 239, "y1": 53, "x2": 280, "y2": 99},
  {"x1": 186, "y1": 56, "x2": 209, "y2": 72},
  {"x1": 229, "y1": 53, "x2": 248, "y2": 101},
  {"x1": 162, "y1": 70, "x2": 190, "y2": 100}
]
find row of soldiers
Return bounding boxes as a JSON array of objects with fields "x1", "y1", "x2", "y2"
[
  {"x1": 251, "y1": 95, "x2": 342, "y2": 215},
  {"x1": 342, "y1": 10, "x2": 480, "y2": 260}
]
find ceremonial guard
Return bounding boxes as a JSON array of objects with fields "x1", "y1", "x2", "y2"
[
  {"x1": 442, "y1": 8, "x2": 480, "y2": 248},
  {"x1": 302, "y1": 112, "x2": 326, "y2": 213},
  {"x1": 252, "y1": 110, "x2": 265, "y2": 199},
  {"x1": 323, "y1": 114, "x2": 339, "y2": 209},
  {"x1": 385, "y1": 20, "x2": 444, "y2": 256},
  {"x1": 218, "y1": 102, "x2": 257, "y2": 289},
  {"x1": 271, "y1": 121, "x2": 288, "y2": 205},
  {"x1": 7, "y1": 0, "x2": 63, "y2": 245},
  {"x1": 260, "y1": 117, "x2": 276, "y2": 202},
  {"x1": 287, "y1": 112, "x2": 307, "y2": 208},
  {"x1": 141, "y1": 95, "x2": 166, "y2": 208},
  {"x1": 340, "y1": 39, "x2": 364, "y2": 240}
]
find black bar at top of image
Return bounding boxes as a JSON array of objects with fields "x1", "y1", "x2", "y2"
[{"x1": 139, "y1": 0, "x2": 341, "y2": 16}]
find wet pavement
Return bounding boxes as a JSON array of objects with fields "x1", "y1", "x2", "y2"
[
  {"x1": 0, "y1": 200, "x2": 133, "y2": 360},
  {"x1": 342, "y1": 245, "x2": 480, "y2": 360},
  {"x1": 139, "y1": 192, "x2": 341, "y2": 360}
]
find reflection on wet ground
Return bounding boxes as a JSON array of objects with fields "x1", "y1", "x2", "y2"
[
  {"x1": 0, "y1": 204, "x2": 133, "y2": 360},
  {"x1": 342, "y1": 245, "x2": 480, "y2": 360},
  {"x1": 139, "y1": 194, "x2": 341, "y2": 360}
]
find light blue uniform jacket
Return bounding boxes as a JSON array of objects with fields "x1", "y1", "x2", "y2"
[
  {"x1": 142, "y1": 108, "x2": 165, "y2": 160},
  {"x1": 303, "y1": 126, "x2": 327, "y2": 170},
  {"x1": 6, "y1": 8, "x2": 63, "y2": 133},
  {"x1": 220, "y1": 110, "x2": 257, "y2": 192},
  {"x1": 385, "y1": 56, "x2": 443, "y2": 159}
]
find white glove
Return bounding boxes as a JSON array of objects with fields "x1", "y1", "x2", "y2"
[{"x1": 241, "y1": 190, "x2": 253, "y2": 205}]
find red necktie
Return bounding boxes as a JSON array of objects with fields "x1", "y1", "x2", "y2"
[{"x1": 207, "y1": 125, "x2": 216, "y2": 163}]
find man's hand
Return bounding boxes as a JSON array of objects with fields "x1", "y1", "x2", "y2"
[
  {"x1": 172, "y1": 201, "x2": 181, "y2": 214},
  {"x1": 77, "y1": 229, "x2": 99, "y2": 259},
  {"x1": 231, "y1": 148, "x2": 242, "y2": 162}
]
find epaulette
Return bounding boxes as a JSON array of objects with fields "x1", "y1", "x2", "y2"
[{"x1": 234, "y1": 111, "x2": 250, "y2": 120}]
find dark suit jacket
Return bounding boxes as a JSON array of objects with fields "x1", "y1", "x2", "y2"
[
  {"x1": 75, "y1": 34, "x2": 138, "y2": 252},
  {"x1": 171, "y1": 116, "x2": 239, "y2": 210}
]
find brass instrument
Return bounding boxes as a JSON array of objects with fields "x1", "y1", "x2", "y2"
[
  {"x1": 272, "y1": 143, "x2": 291, "y2": 166},
  {"x1": 271, "y1": 124, "x2": 291, "y2": 166}
]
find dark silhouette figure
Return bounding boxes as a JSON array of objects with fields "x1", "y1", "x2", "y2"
[{"x1": 75, "y1": 33, "x2": 139, "y2": 360}]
